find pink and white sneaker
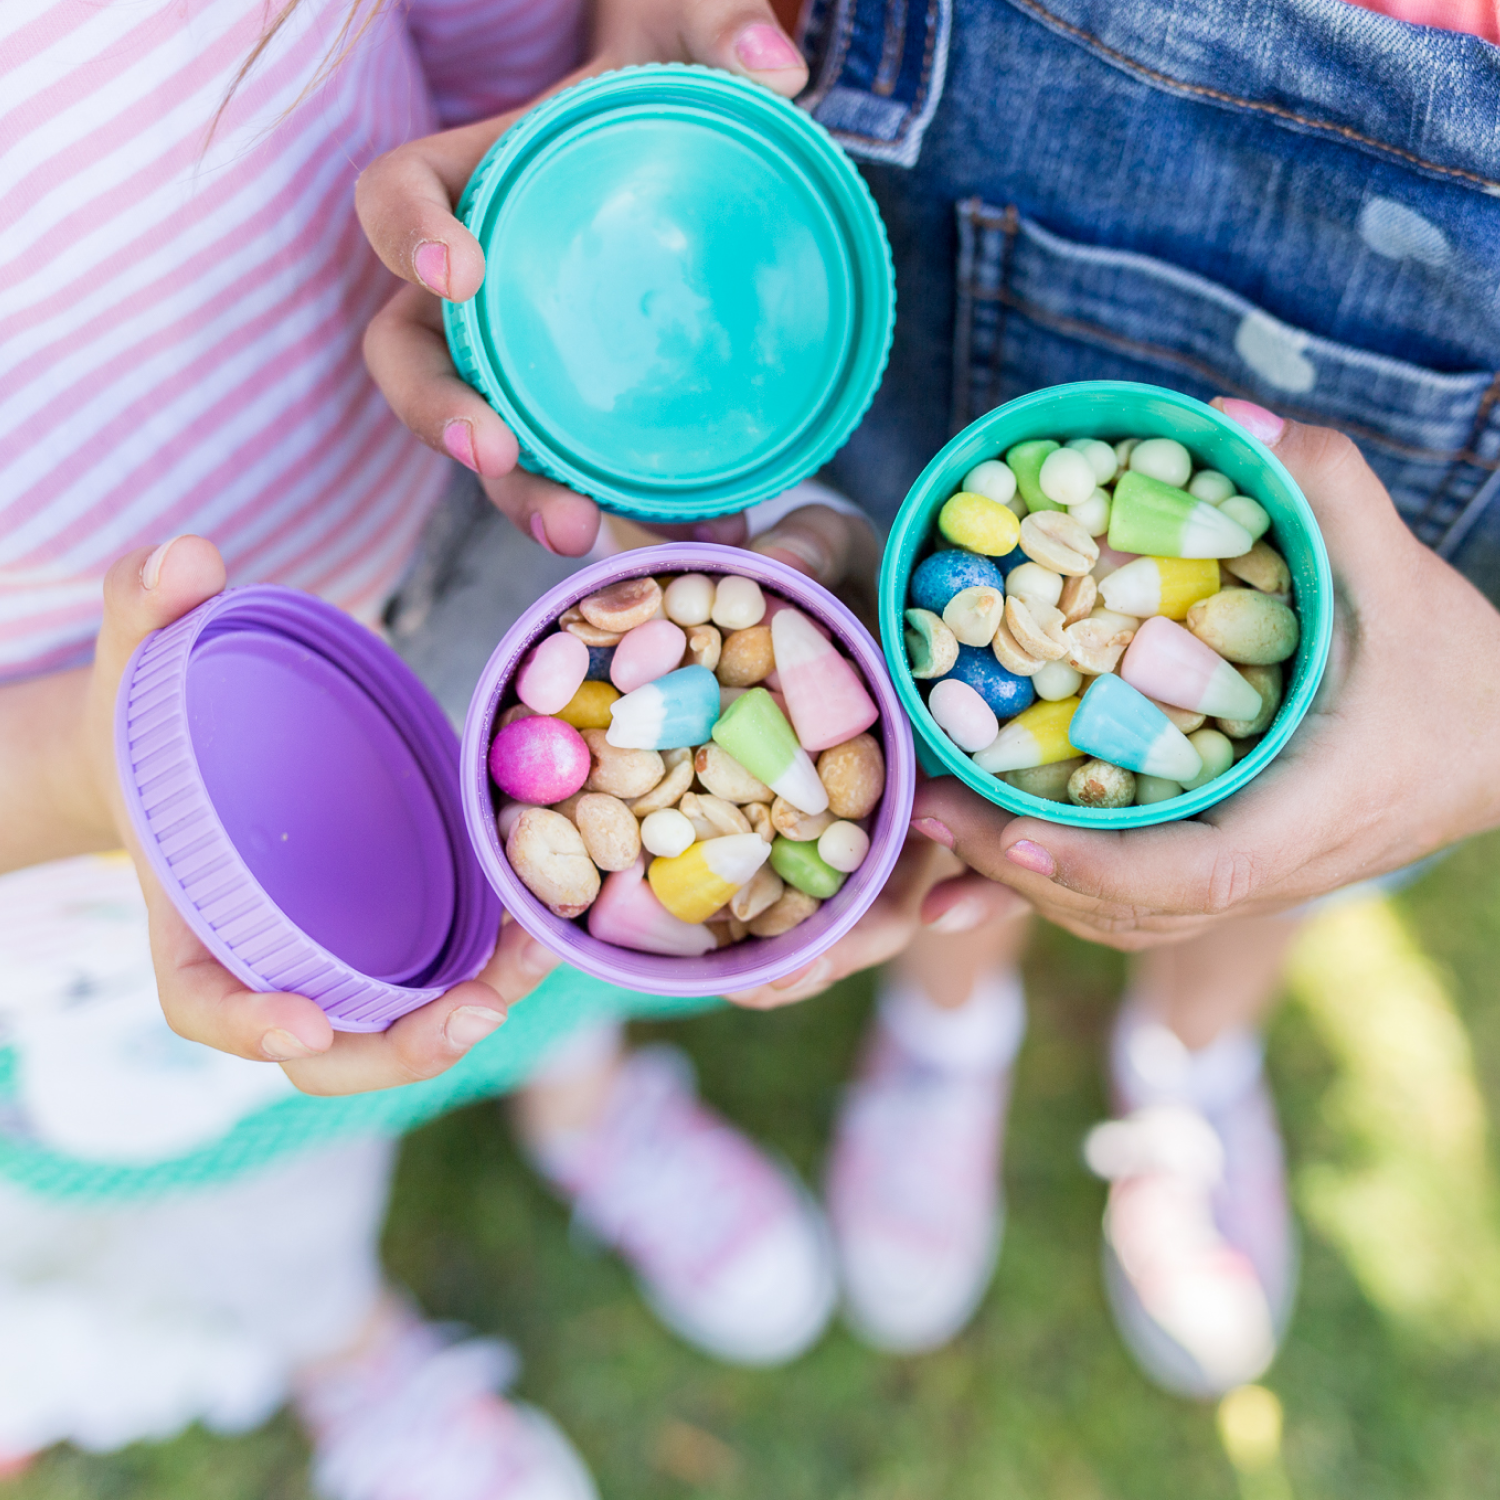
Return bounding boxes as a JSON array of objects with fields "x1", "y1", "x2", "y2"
[
  {"x1": 531, "y1": 1045, "x2": 836, "y2": 1366},
  {"x1": 1085, "y1": 999, "x2": 1297, "y2": 1399},
  {"x1": 295, "y1": 1312, "x2": 596, "y2": 1500},
  {"x1": 826, "y1": 972, "x2": 1026, "y2": 1353}
]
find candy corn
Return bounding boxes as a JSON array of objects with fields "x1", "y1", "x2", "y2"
[
  {"x1": 1120, "y1": 617, "x2": 1264, "y2": 720},
  {"x1": 648, "y1": 834, "x2": 771, "y2": 924},
  {"x1": 1108, "y1": 471, "x2": 1254, "y2": 559},
  {"x1": 589, "y1": 856, "x2": 717, "y2": 956},
  {"x1": 771, "y1": 608, "x2": 879, "y2": 752},
  {"x1": 607, "y1": 665, "x2": 720, "y2": 750},
  {"x1": 972, "y1": 696, "x2": 1080, "y2": 773},
  {"x1": 1098, "y1": 556, "x2": 1220, "y2": 621},
  {"x1": 1067, "y1": 673, "x2": 1203, "y2": 782},
  {"x1": 712, "y1": 688, "x2": 829, "y2": 815}
]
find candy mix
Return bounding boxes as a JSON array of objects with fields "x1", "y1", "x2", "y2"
[
  {"x1": 905, "y1": 436, "x2": 1300, "y2": 808},
  {"x1": 491, "y1": 573, "x2": 887, "y2": 954}
]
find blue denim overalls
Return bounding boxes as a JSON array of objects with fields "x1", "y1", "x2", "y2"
[{"x1": 803, "y1": 0, "x2": 1500, "y2": 599}]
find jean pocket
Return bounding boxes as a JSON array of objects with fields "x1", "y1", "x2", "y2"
[{"x1": 953, "y1": 199, "x2": 1500, "y2": 557}]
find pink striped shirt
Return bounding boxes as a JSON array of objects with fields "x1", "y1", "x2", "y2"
[{"x1": 0, "y1": 0, "x2": 585, "y2": 682}]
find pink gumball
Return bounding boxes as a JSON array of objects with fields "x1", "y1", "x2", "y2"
[{"x1": 488, "y1": 715, "x2": 590, "y2": 804}]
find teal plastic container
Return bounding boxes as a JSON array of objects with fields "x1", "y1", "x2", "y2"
[
  {"x1": 879, "y1": 382, "x2": 1334, "y2": 829},
  {"x1": 445, "y1": 65, "x2": 894, "y2": 524}
]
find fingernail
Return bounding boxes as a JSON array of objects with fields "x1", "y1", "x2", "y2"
[
  {"x1": 928, "y1": 896, "x2": 986, "y2": 933},
  {"x1": 519, "y1": 936, "x2": 558, "y2": 978},
  {"x1": 1006, "y1": 839, "x2": 1055, "y2": 878},
  {"x1": 734, "y1": 22, "x2": 803, "y2": 71},
  {"x1": 442, "y1": 419, "x2": 478, "y2": 472},
  {"x1": 261, "y1": 1027, "x2": 318, "y2": 1062},
  {"x1": 413, "y1": 239, "x2": 449, "y2": 298},
  {"x1": 444, "y1": 1005, "x2": 505, "y2": 1051},
  {"x1": 1219, "y1": 399, "x2": 1285, "y2": 446},
  {"x1": 140, "y1": 536, "x2": 185, "y2": 590},
  {"x1": 753, "y1": 529, "x2": 830, "y2": 579},
  {"x1": 529, "y1": 514, "x2": 557, "y2": 554},
  {"x1": 909, "y1": 816, "x2": 954, "y2": 850},
  {"x1": 773, "y1": 957, "x2": 832, "y2": 992}
]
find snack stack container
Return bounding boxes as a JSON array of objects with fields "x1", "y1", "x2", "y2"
[{"x1": 879, "y1": 381, "x2": 1334, "y2": 829}]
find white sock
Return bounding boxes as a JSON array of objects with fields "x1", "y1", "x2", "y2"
[
  {"x1": 877, "y1": 969, "x2": 1027, "y2": 1076},
  {"x1": 1110, "y1": 995, "x2": 1264, "y2": 1116}
]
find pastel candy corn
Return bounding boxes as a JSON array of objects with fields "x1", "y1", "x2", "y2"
[
  {"x1": 1120, "y1": 616, "x2": 1264, "y2": 721},
  {"x1": 1099, "y1": 556, "x2": 1220, "y2": 621},
  {"x1": 972, "y1": 696, "x2": 1080, "y2": 773},
  {"x1": 771, "y1": 607, "x2": 879, "y2": 752},
  {"x1": 607, "y1": 665, "x2": 720, "y2": 750},
  {"x1": 516, "y1": 632, "x2": 590, "y2": 714},
  {"x1": 712, "y1": 687, "x2": 829, "y2": 815},
  {"x1": 610, "y1": 618, "x2": 687, "y2": 693},
  {"x1": 1067, "y1": 673, "x2": 1203, "y2": 782},
  {"x1": 1108, "y1": 470, "x2": 1255, "y2": 559},
  {"x1": 648, "y1": 833, "x2": 771, "y2": 924},
  {"x1": 589, "y1": 856, "x2": 717, "y2": 956}
]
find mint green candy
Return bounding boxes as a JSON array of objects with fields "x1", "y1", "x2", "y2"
[
  {"x1": 1108, "y1": 470, "x2": 1255, "y2": 559},
  {"x1": 712, "y1": 688, "x2": 830, "y2": 814},
  {"x1": 1005, "y1": 439, "x2": 1064, "y2": 513},
  {"x1": 770, "y1": 835, "x2": 847, "y2": 899}
]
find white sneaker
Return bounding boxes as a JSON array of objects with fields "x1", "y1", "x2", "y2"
[
  {"x1": 1086, "y1": 1001, "x2": 1296, "y2": 1399},
  {"x1": 296, "y1": 1313, "x2": 596, "y2": 1500},
  {"x1": 532, "y1": 1045, "x2": 836, "y2": 1366},
  {"x1": 826, "y1": 973, "x2": 1025, "y2": 1354}
]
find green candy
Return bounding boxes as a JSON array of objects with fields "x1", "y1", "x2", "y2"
[
  {"x1": 770, "y1": 836, "x2": 847, "y2": 899},
  {"x1": 1005, "y1": 439, "x2": 1064, "y2": 513},
  {"x1": 1109, "y1": 470, "x2": 1255, "y2": 559}
]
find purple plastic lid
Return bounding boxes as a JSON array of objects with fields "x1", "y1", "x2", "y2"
[
  {"x1": 115, "y1": 586, "x2": 501, "y2": 1032},
  {"x1": 461, "y1": 543, "x2": 916, "y2": 998}
]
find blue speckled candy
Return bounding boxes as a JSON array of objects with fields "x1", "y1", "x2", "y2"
[
  {"x1": 947, "y1": 645, "x2": 1035, "y2": 719},
  {"x1": 910, "y1": 551, "x2": 1006, "y2": 616},
  {"x1": 586, "y1": 645, "x2": 616, "y2": 682}
]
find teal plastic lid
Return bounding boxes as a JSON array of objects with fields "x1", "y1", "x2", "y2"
[{"x1": 445, "y1": 65, "x2": 894, "y2": 523}]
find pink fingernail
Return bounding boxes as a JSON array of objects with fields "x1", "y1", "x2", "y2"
[
  {"x1": 442, "y1": 419, "x2": 477, "y2": 472},
  {"x1": 529, "y1": 514, "x2": 557, "y2": 554},
  {"x1": 140, "y1": 536, "x2": 184, "y2": 590},
  {"x1": 910, "y1": 817, "x2": 954, "y2": 850},
  {"x1": 261, "y1": 1027, "x2": 318, "y2": 1061},
  {"x1": 413, "y1": 239, "x2": 449, "y2": 298},
  {"x1": 735, "y1": 23, "x2": 803, "y2": 71},
  {"x1": 444, "y1": 1005, "x2": 504, "y2": 1050},
  {"x1": 1219, "y1": 399, "x2": 1285, "y2": 446},
  {"x1": 1006, "y1": 839, "x2": 1055, "y2": 877}
]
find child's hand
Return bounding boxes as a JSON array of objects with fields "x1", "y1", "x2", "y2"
[
  {"x1": 909, "y1": 406, "x2": 1500, "y2": 951},
  {"x1": 87, "y1": 539, "x2": 559, "y2": 1094},
  {"x1": 356, "y1": 0, "x2": 807, "y2": 556}
]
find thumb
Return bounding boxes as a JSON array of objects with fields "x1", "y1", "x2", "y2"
[
  {"x1": 95, "y1": 536, "x2": 227, "y2": 686},
  {"x1": 604, "y1": 2, "x2": 809, "y2": 97}
]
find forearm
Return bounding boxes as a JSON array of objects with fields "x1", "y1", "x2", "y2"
[{"x1": 0, "y1": 665, "x2": 116, "y2": 874}]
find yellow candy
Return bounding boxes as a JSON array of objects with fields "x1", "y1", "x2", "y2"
[
  {"x1": 1156, "y1": 557, "x2": 1222, "y2": 620},
  {"x1": 938, "y1": 491, "x2": 1021, "y2": 556},
  {"x1": 972, "y1": 696, "x2": 1081, "y2": 773},
  {"x1": 555, "y1": 679, "x2": 620, "y2": 730},
  {"x1": 647, "y1": 834, "x2": 770, "y2": 924}
]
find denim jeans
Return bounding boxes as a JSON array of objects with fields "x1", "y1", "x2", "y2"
[{"x1": 804, "y1": 0, "x2": 1500, "y2": 601}]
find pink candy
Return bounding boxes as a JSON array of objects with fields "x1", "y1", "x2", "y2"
[
  {"x1": 770, "y1": 607, "x2": 879, "y2": 753},
  {"x1": 587, "y1": 856, "x2": 717, "y2": 956},
  {"x1": 516, "y1": 631, "x2": 589, "y2": 714},
  {"x1": 928, "y1": 678, "x2": 999, "y2": 753},
  {"x1": 611, "y1": 619, "x2": 687, "y2": 694},
  {"x1": 1120, "y1": 616, "x2": 1263, "y2": 721},
  {"x1": 488, "y1": 715, "x2": 590, "y2": 804}
]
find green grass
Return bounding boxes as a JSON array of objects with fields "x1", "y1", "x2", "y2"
[{"x1": 15, "y1": 838, "x2": 1500, "y2": 1500}]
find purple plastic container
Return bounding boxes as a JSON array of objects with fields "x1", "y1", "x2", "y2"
[
  {"x1": 461, "y1": 543, "x2": 916, "y2": 998},
  {"x1": 115, "y1": 587, "x2": 501, "y2": 1031}
]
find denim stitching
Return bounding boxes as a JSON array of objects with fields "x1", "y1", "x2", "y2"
[
  {"x1": 954, "y1": 199, "x2": 1023, "y2": 428},
  {"x1": 798, "y1": 0, "x2": 857, "y2": 114},
  {"x1": 1417, "y1": 372, "x2": 1500, "y2": 538},
  {"x1": 986, "y1": 284, "x2": 1500, "y2": 469},
  {"x1": 815, "y1": 0, "x2": 941, "y2": 151},
  {"x1": 1007, "y1": 0, "x2": 1500, "y2": 194},
  {"x1": 1436, "y1": 463, "x2": 1500, "y2": 560},
  {"x1": 873, "y1": 0, "x2": 908, "y2": 97}
]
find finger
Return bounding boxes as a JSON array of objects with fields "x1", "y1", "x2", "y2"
[
  {"x1": 474, "y1": 914, "x2": 561, "y2": 1002},
  {"x1": 919, "y1": 871, "x2": 1030, "y2": 932},
  {"x1": 363, "y1": 284, "x2": 520, "y2": 478},
  {"x1": 601, "y1": 1, "x2": 809, "y2": 97},
  {"x1": 481, "y1": 466, "x2": 602, "y2": 558},
  {"x1": 750, "y1": 505, "x2": 877, "y2": 589},
  {"x1": 95, "y1": 536, "x2": 226, "y2": 686}
]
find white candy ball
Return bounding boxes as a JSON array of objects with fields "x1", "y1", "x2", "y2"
[
  {"x1": 1066, "y1": 437, "x2": 1118, "y2": 485},
  {"x1": 1032, "y1": 659, "x2": 1082, "y2": 701},
  {"x1": 1038, "y1": 447, "x2": 1097, "y2": 507},
  {"x1": 1220, "y1": 495, "x2": 1271, "y2": 541},
  {"x1": 1187, "y1": 469, "x2": 1236, "y2": 505},
  {"x1": 1128, "y1": 437, "x2": 1194, "y2": 488},
  {"x1": 711, "y1": 575, "x2": 766, "y2": 630},
  {"x1": 497, "y1": 802, "x2": 540, "y2": 840},
  {"x1": 640, "y1": 807, "x2": 696, "y2": 858},
  {"x1": 663, "y1": 573, "x2": 716, "y2": 626},
  {"x1": 929, "y1": 679, "x2": 999, "y2": 754},
  {"x1": 962, "y1": 458, "x2": 1017, "y2": 508},
  {"x1": 1004, "y1": 562, "x2": 1063, "y2": 609},
  {"x1": 818, "y1": 820, "x2": 870, "y2": 873},
  {"x1": 1071, "y1": 489, "x2": 1111, "y2": 537}
]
